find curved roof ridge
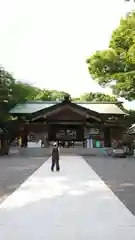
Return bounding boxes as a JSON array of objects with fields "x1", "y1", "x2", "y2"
[
  {"x1": 73, "y1": 101, "x2": 123, "y2": 104},
  {"x1": 26, "y1": 100, "x2": 61, "y2": 104},
  {"x1": 26, "y1": 100, "x2": 123, "y2": 104}
]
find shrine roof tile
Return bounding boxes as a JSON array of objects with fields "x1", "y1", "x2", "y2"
[{"x1": 9, "y1": 101, "x2": 126, "y2": 115}]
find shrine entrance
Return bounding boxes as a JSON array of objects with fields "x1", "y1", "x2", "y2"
[
  {"x1": 48, "y1": 123, "x2": 84, "y2": 147},
  {"x1": 48, "y1": 124, "x2": 84, "y2": 141}
]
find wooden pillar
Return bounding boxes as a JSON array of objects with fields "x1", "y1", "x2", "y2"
[
  {"x1": 20, "y1": 124, "x2": 28, "y2": 147},
  {"x1": 104, "y1": 127, "x2": 111, "y2": 147}
]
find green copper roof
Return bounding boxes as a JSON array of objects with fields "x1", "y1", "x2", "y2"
[
  {"x1": 9, "y1": 101, "x2": 57, "y2": 114},
  {"x1": 78, "y1": 103, "x2": 125, "y2": 114},
  {"x1": 9, "y1": 101, "x2": 126, "y2": 115}
]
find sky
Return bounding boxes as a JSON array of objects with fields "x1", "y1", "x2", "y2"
[{"x1": 0, "y1": 0, "x2": 134, "y2": 103}]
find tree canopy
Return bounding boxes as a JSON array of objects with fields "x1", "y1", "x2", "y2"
[
  {"x1": 0, "y1": 64, "x2": 129, "y2": 124},
  {"x1": 34, "y1": 89, "x2": 68, "y2": 101},
  {"x1": 10, "y1": 82, "x2": 40, "y2": 107},
  {"x1": 0, "y1": 65, "x2": 120, "y2": 108},
  {"x1": 79, "y1": 92, "x2": 117, "y2": 102},
  {"x1": 0, "y1": 67, "x2": 15, "y2": 120},
  {"x1": 86, "y1": 11, "x2": 135, "y2": 101}
]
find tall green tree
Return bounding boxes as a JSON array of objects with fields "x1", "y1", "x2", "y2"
[
  {"x1": 0, "y1": 68, "x2": 15, "y2": 102},
  {"x1": 86, "y1": 11, "x2": 135, "y2": 100},
  {"x1": 0, "y1": 67, "x2": 15, "y2": 120}
]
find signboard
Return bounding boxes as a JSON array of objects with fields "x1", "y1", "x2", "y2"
[{"x1": 88, "y1": 128, "x2": 99, "y2": 135}]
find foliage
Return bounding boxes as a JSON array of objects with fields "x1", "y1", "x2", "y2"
[
  {"x1": 0, "y1": 63, "x2": 133, "y2": 125},
  {"x1": 0, "y1": 65, "x2": 70, "y2": 120},
  {"x1": 0, "y1": 67, "x2": 15, "y2": 120},
  {"x1": 72, "y1": 97, "x2": 80, "y2": 102},
  {"x1": 10, "y1": 82, "x2": 41, "y2": 108},
  {"x1": 127, "y1": 109, "x2": 135, "y2": 124},
  {"x1": 0, "y1": 67, "x2": 15, "y2": 102},
  {"x1": 79, "y1": 92, "x2": 117, "y2": 102},
  {"x1": 86, "y1": 11, "x2": 135, "y2": 100},
  {"x1": 35, "y1": 89, "x2": 68, "y2": 101}
]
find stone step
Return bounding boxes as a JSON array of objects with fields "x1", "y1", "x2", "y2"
[{"x1": 17, "y1": 147, "x2": 107, "y2": 157}]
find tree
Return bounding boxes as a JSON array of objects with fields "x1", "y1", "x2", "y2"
[
  {"x1": 9, "y1": 83, "x2": 70, "y2": 107},
  {"x1": 0, "y1": 67, "x2": 14, "y2": 102},
  {"x1": 50, "y1": 90, "x2": 69, "y2": 101},
  {"x1": 35, "y1": 89, "x2": 69, "y2": 101},
  {"x1": 0, "y1": 67, "x2": 15, "y2": 120},
  {"x1": 86, "y1": 11, "x2": 135, "y2": 101},
  {"x1": 72, "y1": 97, "x2": 80, "y2": 102},
  {"x1": 79, "y1": 92, "x2": 117, "y2": 102},
  {"x1": 10, "y1": 82, "x2": 40, "y2": 109},
  {"x1": 127, "y1": 109, "x2": 135, "y2": 123}
]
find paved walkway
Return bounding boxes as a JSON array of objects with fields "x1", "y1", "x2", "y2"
[{"x1": 0, "y1": 156, "x2": 135, "y2": 239}]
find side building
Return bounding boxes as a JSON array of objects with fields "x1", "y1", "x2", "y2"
[{"x1": 9, "y1": 98, "x2": 128, "y2": 148}]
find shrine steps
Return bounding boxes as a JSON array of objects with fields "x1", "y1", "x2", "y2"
[{"x1": 17, "y1": 147, "x2": 107, "y2": 158}]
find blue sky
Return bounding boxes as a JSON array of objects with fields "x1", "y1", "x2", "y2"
[{"x1": 0, "y1": 0, "x2": 135, "y2": 108}]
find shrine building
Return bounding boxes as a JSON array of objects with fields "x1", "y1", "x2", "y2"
[{"x1": 9, "y1": 96, "x2": 128, "y2": 148}]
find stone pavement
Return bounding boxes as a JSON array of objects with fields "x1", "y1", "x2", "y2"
[
  {"x1": 84, "y1": 156, "x2": 135, "y2": 215},
  {"x1": 0, "y1": 156, "x2": 47, "y2": 203},
  {"x1": 0, "y1": 156, "x2": 135, "y2": 239}
]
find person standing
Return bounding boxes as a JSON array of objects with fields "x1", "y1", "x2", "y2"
[
  {"x1": 51, "y1": 142, "x2": 60, "y2": 172},
  {"x1": 18, "y1": 136, "x2": 22, "y2": 148}
]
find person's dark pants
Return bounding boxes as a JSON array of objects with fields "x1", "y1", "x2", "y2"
[{"x1": 51, "y1": 159, "x2": 60, "y2": 171}]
